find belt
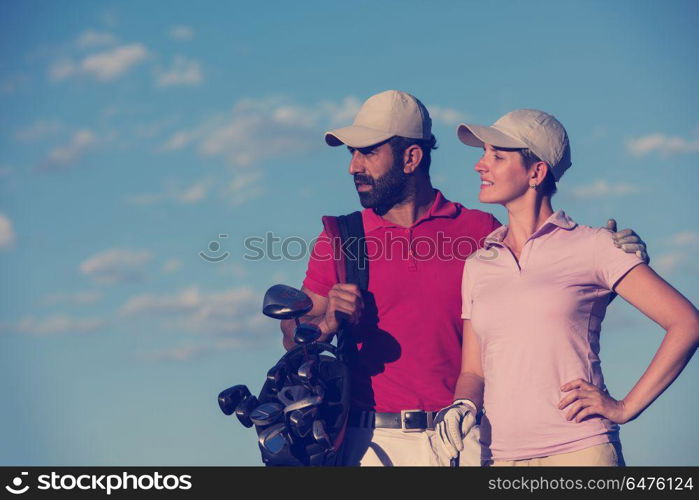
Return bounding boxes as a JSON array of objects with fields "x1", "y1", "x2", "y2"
[{"x1": 348, "y1": 408, "x2": 437, "y2": 432}]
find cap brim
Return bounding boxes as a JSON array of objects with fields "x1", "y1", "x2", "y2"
[
  {"x1": 324, "y1": 125, "x2": 394, "y2": 148},
  {"x1": 457, "y1": 124, "x2": 528, "y2": 149}
]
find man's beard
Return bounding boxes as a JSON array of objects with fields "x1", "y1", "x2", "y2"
[{"x1": 354, "y1": 159, "x2": 411, "y2": 211}]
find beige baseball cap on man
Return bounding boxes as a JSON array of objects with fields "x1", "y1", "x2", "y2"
[
  {"x1": 457, "y1": 109, "x2": 572, "y2": 181},
  {"x1": 325, "y1": 90, "x2": 432, "y2": 148}
]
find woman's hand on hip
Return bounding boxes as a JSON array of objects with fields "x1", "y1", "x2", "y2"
[{"x1": 558, "y1": 379, "x2": 631, "y2": 424}]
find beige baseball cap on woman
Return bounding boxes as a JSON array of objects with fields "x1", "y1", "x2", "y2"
[
  {"x1": 457, "y1": 109, "x2": 572, "y2": 181},
  {"x1": 325, "y1": 90, "x2": 432, "y2": 148}
]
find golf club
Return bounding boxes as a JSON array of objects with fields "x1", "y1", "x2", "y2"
[
  {"x1": 218, "y1": 385, "x2": 251, "y2": 416},
  {"x1": 249, "y1": 402, "x2": 284, "y2": 427},
  {"x1": 235, "y1": 395, "x2": 259, "y2": 428}
]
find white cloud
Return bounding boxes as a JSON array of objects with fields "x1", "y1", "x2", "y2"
[
  {"x1": 162, "y1": 259, "x2": 182, "y2": 274},
  {"x1": 222, "y1": 171, "x2": 264, "y2": 206},
  {"x1": 0, "y1": 315, "x2": 106, "y2": 336},
  {"x1": 0, "y1": 213, "x2": 16, "y2": 249},
  {"x1": 322, "y1": 96, "x2": 361, "y2": 126},
  {"x1": 125, "y1": 178, "x2": 212, "y2": 206},
  {"x1": 570, "y1": 179, "x2": 642, "y2": 199},
  {"x1": 160, "y1": 96, "x2": 353, "y2": 167},
  {"x1": 626, "y1": 129, "x2": 699, "y2": 157},
  {"x1": 156, "y1": 56, "x2": 203, "y2": 87},
  {"x1": 15, "y1": 119, "x2": 63, "y2": 142},
  {"x1": 79, "y1": 248, "x2": 153, "y2": 284},
  {"x1": 170, "y1": 26, "x2": 194, "y2": 41},
  {"x1": 178, "y1": 179, "x2": 209, "y2": 202},
  {"x1": 82, "y1": 44, "x2": 148, "y2": 81},
  {"x1": 654, "y1": 230, "x2": 699, "y2": 275},
  {"x1": 49, "y1": 60, "x2": 78, "y2": 81},
  {"x1": 158, "y1": 130, "x2": 195, "y2": 152},
  {"x1": 119, "y1": 285, "x2": 269, "y2": 337},
  {"x1": 142, "y1": 344, "x2": 209, "y2": 362},
  {"x1": 44, "y1": 290, "x2": 103, "y2": 305},
  {"x1": 428, "y1": 105, "x2": 465, "y2": 125},
  {"x1": 51, "y1": 43, "x2": 148, "y2": 82},
  {"x1": 76, "y1": 29, "x2": 118, "y2": 49},
  {"x1": 39, "y1": 129, "x2": 96, "y2": 171}
]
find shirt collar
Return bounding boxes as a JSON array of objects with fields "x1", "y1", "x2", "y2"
[
  {"x1": 363, "y1": 189, "x2": 459, "y2": 234},
  {"x1": 484, "y1": 210, "x2": 577, "y2": 249}
]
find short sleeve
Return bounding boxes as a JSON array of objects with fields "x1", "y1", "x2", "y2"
[
  {"x1": 461, "y1": 259, "x2": 474, "y2": 319},
  {"x1": 594, "y1": 228, "x2": 644, "y2": 290},
  {"x1": 302, "y1": 229, "x2": 340, "y2": 297}
]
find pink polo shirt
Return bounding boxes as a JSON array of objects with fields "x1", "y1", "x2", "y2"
[
  {"x1": 304, "y1": 190, "x2": 500, "y2": 412},
  {"x1": 461, "y1": 210, "x2": 644, "y2": 461}
]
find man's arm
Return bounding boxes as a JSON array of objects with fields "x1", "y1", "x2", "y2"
[{"x1": 280, "y1": 284, "x2": 363, "y2": 351}]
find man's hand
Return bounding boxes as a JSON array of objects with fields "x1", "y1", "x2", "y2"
[
  {"x1": 606, "y1": 219, "x2": 650, "y2": 264},
  {"x1": 321, "y1": 283, "x2": 364, "y2": 334},
  {"x1": 433, "y1": 399, "x2": 477, "y2": 465}
]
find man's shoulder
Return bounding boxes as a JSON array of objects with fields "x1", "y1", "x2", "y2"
[{"x1": 452, "y1": 202, "x2": 496, "y2": 222}]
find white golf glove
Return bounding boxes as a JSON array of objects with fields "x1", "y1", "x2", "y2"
[{"x1": 433, "y1": 399, "x2": 478, "y2": 463}]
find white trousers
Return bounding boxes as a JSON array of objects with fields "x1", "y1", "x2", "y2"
[{"x1": 340, "y1": 424, "x2": 482, "y2": 467}]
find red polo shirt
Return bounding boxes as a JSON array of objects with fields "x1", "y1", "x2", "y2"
[{"x1": 303, "y1": 190, "x2": 500, "y2": 412}]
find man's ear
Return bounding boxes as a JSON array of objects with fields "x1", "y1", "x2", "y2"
[{"x1": 403, "y1": 144, "x2": 423, "y2": 174}]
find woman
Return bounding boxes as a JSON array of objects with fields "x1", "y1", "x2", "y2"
[{"x1": 434, "y1": 109, "x2": 698, "y2": 466}]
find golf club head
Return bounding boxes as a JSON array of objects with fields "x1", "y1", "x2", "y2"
[
  {"x1": 288, "y1": 406, "x2": 318, "y2": 438},
  {"x1": 297, "y1": 358, "x2": 318, "y2": 384},
  {"x1": 262, "y1": 285, "x2": 313, "y2": 320},
  {"x1": 283, "y1": 388, "x2": 324, "y2": 414},
  {"x1": 305, "y1": 442, "x2": 328, "y2": 466},
  {"x1": 266, "y1": 362, "x2": 288, "y2": 392},
  {"x1": 234, "y1": 395, "x2": 259, "y2": 428},
  {"x1": 217, "y1": 384, "x2": 251, "y2": 416},
  {"x1": 249, "y1": 402, "x2": 284, "y2": 427},
  {"x1": 312, "y1": 419, "x2": 333, "y2": 450},
  {"x1": 277, "y1": 385, "x2": 311, "y2": 407},
  {"x1": 258, "y1": 423, "x2": 299, "y2": 465},
  {"x1": 294, "y1": 323, "x2": 321, "y2": 345}
]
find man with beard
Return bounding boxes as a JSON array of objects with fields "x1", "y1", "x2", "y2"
[{"x1": 280, "y1": 90, "x2": 648, "y2": 466}]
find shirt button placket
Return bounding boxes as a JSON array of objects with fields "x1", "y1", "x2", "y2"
[{"x1": 408, "y1": 228, "x2": 417, "y2": 271}]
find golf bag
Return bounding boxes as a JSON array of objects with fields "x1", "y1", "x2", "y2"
[{"x1": 217, "y1": 211, "x2": 367, "y2": 466}]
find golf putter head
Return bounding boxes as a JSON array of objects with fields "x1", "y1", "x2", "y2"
[
  {"x1": 262, "y1": 285, "x2": 313, "y2": 320},
  {"x1": 217, "y1": 385, "x2": 251, "y2": 416},
  {"x1": 234, "y1": 395, "x2": 259, "y2": 428}
]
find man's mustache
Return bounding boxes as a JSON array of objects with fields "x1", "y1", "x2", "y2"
[{"x1": 354, "y1": 174, "x2": 374, "y2": 185}]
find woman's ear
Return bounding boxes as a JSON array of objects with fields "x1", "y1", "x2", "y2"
[{"x1": 531, "y1": 161, "x2": 550, "y2": 185}]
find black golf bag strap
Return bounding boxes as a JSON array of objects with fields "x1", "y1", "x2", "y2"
[{"x1": 335, "y1": 211, "x2": 368, "y2": 362}]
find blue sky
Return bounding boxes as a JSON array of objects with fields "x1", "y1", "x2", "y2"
[{"x1": 0, "y1": 0, "x2": 697, "y2": 466}]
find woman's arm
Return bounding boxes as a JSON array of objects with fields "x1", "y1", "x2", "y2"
[
  {"x1": 453, "y1": 319, "x2": 485, "y2": 411},
  {"x1": 559, "y1": 264, "x2": 699, "y2": 423}
]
